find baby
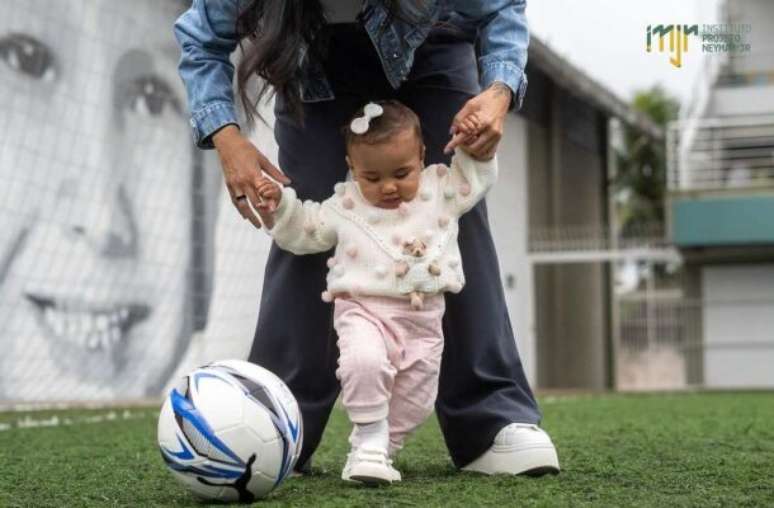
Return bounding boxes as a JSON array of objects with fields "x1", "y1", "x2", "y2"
[{"x1": 255, "y1": 100, "x2": 497, "y2": 485}]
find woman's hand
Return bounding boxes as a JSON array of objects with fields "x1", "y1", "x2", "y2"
[
  {"x1": 444, "y1": 82, "x2": 513, "y2": 161},
  {"x1": 212, "y1": 125, "x2": 291, "y2": 229}
]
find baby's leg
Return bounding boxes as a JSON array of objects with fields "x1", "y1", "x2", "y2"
[
  {"x1": 334, "y1": 300, "x2": 397, "y2": 437},
  {"x1": 334, "y1": 298, "x2": 403, "y2": 484},
  {"x1": 387, "y1": 296, "x2": 446, "y2": 456}
]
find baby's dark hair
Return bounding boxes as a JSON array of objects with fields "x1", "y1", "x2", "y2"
[{"x1": 342, "y1": 100, "x2": 423, "y2": 151}]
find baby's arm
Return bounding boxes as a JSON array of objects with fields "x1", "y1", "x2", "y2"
[
  {"x1": 262, "y1": 184, "x2": 338, "y2": 255},
  {"x1": 441, "y1": 147, "x2": 499, "y2": 217}
]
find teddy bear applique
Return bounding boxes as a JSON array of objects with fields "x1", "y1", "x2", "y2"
[{"x1": 395, "y1": 237, "x2": 443, "y2": 309}]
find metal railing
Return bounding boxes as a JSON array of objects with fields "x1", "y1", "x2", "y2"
[
  {"x1": 715, "y1": 71, "x2": 774, "y2": 87},
  {"x1": 616, "y1": 293, "x2": 774, "y2": 390},
  {"x1": 667, "y1": 115, "x2": 774, "y2": 192},
  {"x1": 528, "y1": 223, "x2": 668, "y2": 254},
  {"x1": 718, "y1": 46, "x2": 774, "y2": 87}
]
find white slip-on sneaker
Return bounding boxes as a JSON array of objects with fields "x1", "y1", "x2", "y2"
[
  {"x1": 341, "y1": 446, "x2": 402, "y2": 485},
  {"x1": 461, "y1": 423, "x2": 560, "y2": 476}
]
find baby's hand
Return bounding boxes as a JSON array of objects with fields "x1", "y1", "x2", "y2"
[
  {"x1": 457, "y1": 112, "x2": 482, "y2": 139},
  {"x1": 255, "y1": 177, "x2": 282, "y2": 228},
  {"x1": 446, "y1": 112, "x2": 490, "y2": 160},
  {"x1": 447, "y1": 112, "x2": 494, "y2": 161},
  {"x1": 256, "y1": 178, "x2": 281, "y2": 207}
]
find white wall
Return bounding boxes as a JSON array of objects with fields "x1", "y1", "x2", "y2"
[
  {"x1": 488, "y1": 115, "x2": 536, "y2": 385},
  {"x1": 709, "y1": 85, "x2": 774, "y2": 117},
  {"x1": 703, "y1": 264, "x2": 774, "y2": 388},
  {"x1": 727, "y1": 0, "x2": 774, "y2": 77}
]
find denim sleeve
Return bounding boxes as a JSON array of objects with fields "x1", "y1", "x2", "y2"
[
  {"x1": 447, "y1": 0, "x2": 529, "y2": 111},
  {"x1": 173, "y1": 0, "x2": 241, "y2": 149}
]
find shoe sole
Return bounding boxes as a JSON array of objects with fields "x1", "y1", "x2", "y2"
[
  {"x1": 462, "y1": 445, "x2": 560, "y2": 476},
  {"x1": 522, "y1": 464, "x2": 560, "y2": 477},
  {"x1": 348, "y1": 474, "x2": 392, "y2": 486},
  {"x1": 346, "y1": 463, "x2": 398, "y2": 486}
]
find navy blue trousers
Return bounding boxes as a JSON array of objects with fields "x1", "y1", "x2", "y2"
[{"x1": 249, "y1": 23, "x2": 541, "y2": 468}]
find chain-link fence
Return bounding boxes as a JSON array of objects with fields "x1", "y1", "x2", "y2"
[{"x1": 0, "y1": 0, "x2": 272, "y2": 405}]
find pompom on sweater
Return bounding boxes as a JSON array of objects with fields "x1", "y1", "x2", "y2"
[{"x1": 266, "y1": 148, "x2": 498, "y2": 300}]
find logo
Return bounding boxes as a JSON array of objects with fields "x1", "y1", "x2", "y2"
[
  {"x1": 646, "y1": 24, "x2": 752, "y2": 69},
  {"x1": 646, "y1": 24, "x2": 699, "y2": 68}
]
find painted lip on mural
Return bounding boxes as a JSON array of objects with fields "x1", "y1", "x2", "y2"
[{"x1": 25, "y1": 294, "x2": 151, "y2": 352}]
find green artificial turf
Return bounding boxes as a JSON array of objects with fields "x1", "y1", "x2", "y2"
[{"x1": 1, "y1": 392, "x2": 773, "y2": 507}]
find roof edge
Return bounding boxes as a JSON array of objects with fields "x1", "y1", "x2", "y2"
[{"x1": 528, "y1": 36, "x2": 664, "y2": 140}]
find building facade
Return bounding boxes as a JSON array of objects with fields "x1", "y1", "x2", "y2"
[{"x1": 666, "y1": 0, "x2": 774, "y2": 388}]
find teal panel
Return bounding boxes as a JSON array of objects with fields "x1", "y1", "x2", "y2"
[{"x1": 672, "y1": 195, "x2": 774, "y2": 247}]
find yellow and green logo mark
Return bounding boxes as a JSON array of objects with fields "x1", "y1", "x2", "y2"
[{"x1": 646, "y1": 24, "x2": 699, "y2": 68}]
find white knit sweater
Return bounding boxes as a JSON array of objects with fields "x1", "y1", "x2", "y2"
[{"x1": 267, "y1": 148, "x2": 498, "y2": 300}]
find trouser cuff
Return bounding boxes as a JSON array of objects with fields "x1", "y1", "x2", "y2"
[{"x1": 345, "y1": 402, "x2": 389, "y2": 424}]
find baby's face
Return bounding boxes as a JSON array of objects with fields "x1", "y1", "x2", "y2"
[{"x1": 347, "y1": 129, "x2": 424, "y2": 209}]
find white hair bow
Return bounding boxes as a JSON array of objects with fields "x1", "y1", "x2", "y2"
[{"x1": 350, "y1": 102, "x2": 384, "y2": 134}]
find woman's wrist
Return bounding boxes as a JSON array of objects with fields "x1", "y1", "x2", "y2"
[
  {"x1": 487, "y1": 81, "x2": 513, "y2": 113},
  {"x1": 488, "y1": 80, "x2": 513, "y2": 97},
  {"x1": 212, "y1": 124, "x2": 242, "y2": 151}
]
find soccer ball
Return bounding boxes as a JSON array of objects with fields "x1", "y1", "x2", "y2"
[{"x1": 157, "y1": 359, "x2": 303, "y2": 501}]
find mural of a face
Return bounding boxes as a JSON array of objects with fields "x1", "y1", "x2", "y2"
[{"x1": 0, "y1": 0, "x2": 213, "y2": 401}]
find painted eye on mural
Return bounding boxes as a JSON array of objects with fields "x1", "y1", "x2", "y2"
[
  {"x1": 0, "y1": 33, "x2": 57, "y2": 81},
  {"x1": 123, "y1": 75, "x2": 181, "y2": 118}
]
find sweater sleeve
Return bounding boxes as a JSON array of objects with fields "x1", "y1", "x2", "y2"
[
  {"x1": 267, "y1": 187, "x2": 338, "y2": 255},
  {"x1": 443, "y1": 148, "x2": 499, "y2": 217}
]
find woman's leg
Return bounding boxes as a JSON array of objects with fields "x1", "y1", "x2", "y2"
[{"x1": 398, "y1": 30, "x2": 542, "y2": 468}]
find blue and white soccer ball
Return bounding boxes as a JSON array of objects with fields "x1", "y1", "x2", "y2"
[{"x1": 157, "y1": 359, "x2": 303, "y2": 502}]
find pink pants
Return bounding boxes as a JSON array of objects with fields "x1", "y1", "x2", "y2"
[{"x1": 333, "y1": 294, "x2": 445, "y2": 454}]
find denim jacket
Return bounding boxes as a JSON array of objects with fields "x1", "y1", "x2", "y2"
[{"x1": 174, "y1": 0, "x2": 529, "y2": 149}]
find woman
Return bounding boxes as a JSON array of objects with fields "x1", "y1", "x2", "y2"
[
  {"x1": 174, "y1": 0, "x2": 559, "y2": 475},
  {"x1": 0, "y1": 0, "x2": 218, "y2": 402}
]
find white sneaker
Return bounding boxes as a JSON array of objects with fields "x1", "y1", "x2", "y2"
[
  {"x1": 461, "y1": 423, "x2": 560, "y2": 476},
  {"x1": 341, "y1": 446, "x2": 402, "y2": 485}
]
